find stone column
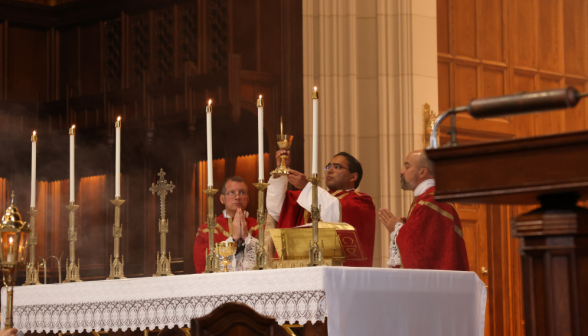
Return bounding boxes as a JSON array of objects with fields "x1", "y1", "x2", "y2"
[{"x1": 303, "y1": 0, "x2": 438, "y2": 266}]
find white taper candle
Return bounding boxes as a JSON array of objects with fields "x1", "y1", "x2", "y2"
[
  {"x1": 31, "y1": 131, "x2": 37, "y2": 208},
  {"x1": 206, "y1": 100, "x2": 213, "y2": 187},
  {"x1": 312, "y1": 87, "x2": 319, "y2": 175},
  {"x1": 69, "y1": 125, "x2": 75, "y2": 203},
  {"x1": 115, "y1": 117, "x2": 121, "y2": 198},
  {"x1": 257, "y1": 95, "x2": 264, "y2": 181}
]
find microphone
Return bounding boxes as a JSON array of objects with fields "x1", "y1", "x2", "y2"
[{"x1": 468, "y1": 87, "x2": 583, "y2": 119}]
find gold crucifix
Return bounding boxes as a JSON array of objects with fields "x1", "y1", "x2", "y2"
[{"x1": 150, "y1": 168, "x2": 175, "y2": 276}]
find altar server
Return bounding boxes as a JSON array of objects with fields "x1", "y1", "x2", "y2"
[
  {"x1": 379, "y1": 150, "x2": 469, "y2": 271},
  {"x1": 266, "y1": 150, "x2": 376, "y2": 267},
  {"x1": 193, "y1": 176, "x2": 259, "y2": 272}
]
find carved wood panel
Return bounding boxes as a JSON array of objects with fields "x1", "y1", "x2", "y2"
[{"x1": 438, "y1": 0, "x2": 588, "y2": 335}]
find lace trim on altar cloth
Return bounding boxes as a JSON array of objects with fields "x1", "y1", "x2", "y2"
[
  {"x1": 387, "y1": 222, "x2": 404, "y2": 268},
  {"x1": 8, "y1": 290, "x2": 327, "y2": 333},
  {"x1": 224, "y1": 235, "x2": 260, "y2": 271}
]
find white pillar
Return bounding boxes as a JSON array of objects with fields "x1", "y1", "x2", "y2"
[{"x1": 303, "y1": 0, "x2": 439, "y2": 267}]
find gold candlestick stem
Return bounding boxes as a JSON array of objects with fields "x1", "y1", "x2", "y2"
[
  {"x1": 308, "y1": 174, "x2": 323, "y2": 266},
  {"x1": 107, "y1": 197, "x2": 126, "y2": 280},
  {"x1": 23, "y1": 207, "x2": 41, "y2": 285},
  {"x1": 63, "y1": 202, "x2": 82, "y2": 282},
  {"x1": 150, "y1": 169, "x2": 175, "y2": 277},
  {"x1": 203, "y1": 186, "x2": 220, "y2": 273},
  {"x1": 252, "y1": 180, "x2": 270, "y2": 269}
]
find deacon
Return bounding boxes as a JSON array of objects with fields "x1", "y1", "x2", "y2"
[
  {"x1": 379, "y1": 149, "x2": 469, "y2": 271},
  {"x1": 193, "y1": 176, "x2": 260, "y2": 272},
  {"x1": 267, "y1": 150, "x2": 376, "y2": 267}
]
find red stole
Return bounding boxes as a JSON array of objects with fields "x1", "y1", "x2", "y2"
[
  {"x1": 277, "y1": 189, "x2": 376, "y2": 267},
  {"x1": 193, "y1": 214, "x2": 259, "y2": 273},
  {"x1": 396, "y1": 186, "x2": 469, "y2": 271}
]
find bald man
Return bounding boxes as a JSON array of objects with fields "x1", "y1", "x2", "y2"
[{"x1": 378, "y1": 150, "x2": 469, "y2": 271}]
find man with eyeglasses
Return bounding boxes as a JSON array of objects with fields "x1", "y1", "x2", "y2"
[
  {"x1": 193, "y1": 176, "x2": 260, "y2": 273},
  {"x1": 266, "y1": 150, "x2": 376, "y2": 267},
  {"x1": 378, "y1": 150, "x2": 469, "y2": 271}
]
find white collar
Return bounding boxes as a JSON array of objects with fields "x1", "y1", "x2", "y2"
[
  {"x1": 414, "y1": 179, "x2": 435, "y2": 197},
  {"x1": 222, "y1": 210, "x2": 230, "y2": 218}
]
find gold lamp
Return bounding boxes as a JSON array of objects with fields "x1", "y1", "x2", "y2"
[{"x1": 1, "y1": 191, "x2": 31, "y2": 329}]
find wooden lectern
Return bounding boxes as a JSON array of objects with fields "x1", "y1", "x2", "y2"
[{"x1": 427, "y1": 130, "x2": 588, "y2": 336}]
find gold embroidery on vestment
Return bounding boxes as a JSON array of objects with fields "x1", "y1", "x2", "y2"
[
  {"x1": 454, "y1": 225, "x2": 464, "y2": 238},
  {"x1": 337, "y1": 193, "x2": 349, "y2": 199},
  {"x1": 331, "y1": 190, "x2": 344, "y2": 197},
  {"x1": 418, "y1": 200, "x2": 455, "y2": 221}
]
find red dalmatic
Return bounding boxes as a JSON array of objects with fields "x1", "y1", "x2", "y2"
[
  {"x1": 396, "y1": 186, "x2": 469, "y2": 271},
  {"x1": 193, "y1": 214, "x2": 259, "y2": 273},
  {"x1": 278, "y1": 189, "x2": 376, "y2": 267}
]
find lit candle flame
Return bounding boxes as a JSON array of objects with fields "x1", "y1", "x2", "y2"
[
  {"x1": 259, "y1": 95, "x2": 262, "y2": 99},
  {"x1": 33, "y1": 131, "x2": 36, "y2": 135},
  {"x1": 9, "y1": 237, "x2": 13, "y2": 244},
  {"x1": 117, "y1": 116, "x2": 121, "y2": 121},
  {"x1": 71, "y1": 125, "x2": 75, "y2": 129},
  {"x1": 280, "y1": 116, "x2": 283, "y2": 135},
  {"x1": 208, "y1": 99, "x2": 212, "y2": 106},
  {"x1": 314, "y1": 86, "x2": 317, "y2": 92}
]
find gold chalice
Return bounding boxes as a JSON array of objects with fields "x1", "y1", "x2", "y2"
[
  {"x1": 270, "y1": 134, "x2": 294, "y2": 176},
  {"x1": 215, "y1": 241, "x2": 237, "y2": 272}
]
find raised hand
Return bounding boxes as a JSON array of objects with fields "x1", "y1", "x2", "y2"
[
  {"x1": 238, "y1": 208, "x2": 249, "y2": 240},
  {"x1": 232, "y1": 209, "x2": 243, "y2": 241},
  {"x1": 378, "y1": 208, "x2": 404, "y2": 233},
  {"x1": 287, "y1": 169, "x2": 309, "y2": 189},
  {"x1": 276, "y1": 150, "x2": 291, "y2": 168}
]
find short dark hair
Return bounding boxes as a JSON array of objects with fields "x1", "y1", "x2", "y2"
[
  {"x1": 222, "y1": 176, "x2": 247, "y2": 194},
  {"x1": 334, "y1": 152, "x2": 363, "y2": 188}
]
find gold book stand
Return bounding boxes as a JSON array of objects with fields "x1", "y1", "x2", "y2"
[{"x1": 269, "y1": 222, "x2": 364, "y2": 268}]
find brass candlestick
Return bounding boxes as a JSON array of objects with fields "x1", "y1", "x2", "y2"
[
  {"x1": 215, "y1": 241, "x2": 237, "y2": 272},
  {"x1": 252, "y1": 180, "x2": 270, "y2": 269},
  {"x1": 308, "y1": 174, "x2": 323, "y2": 266},
  {"x1": 63, "y1": 202, "x2": 82, "y2": 282},
  {"x1": 150, "y1": 169, "x2": 175, "y2": 277},
  {"x1": 23, "y1": 207, "x2": 41, "y2": 285},
  {"x1": 203, "y1": 186, "x2": 220, "y2": 273},
  {"x1": 107, "y1": 197, "x2": 126, "y2": 280},
  {"x1": 270, "y1": 135, "x2": 294, "y2": 176}
]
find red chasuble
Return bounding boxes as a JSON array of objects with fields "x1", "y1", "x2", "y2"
[
  {"x1": 396, "y1": 186, "x2": 469, "y2": 271},
  {"x1": 193, "y1": 214, "x2": 259, "y2": 273},
  {"x1": 277, "y1": 189, "x2": 376, "y2": 267}
]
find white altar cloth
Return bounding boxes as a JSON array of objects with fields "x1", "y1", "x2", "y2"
[{"x1": 1, "y1": 267, "x2": 486, "y2": 336}]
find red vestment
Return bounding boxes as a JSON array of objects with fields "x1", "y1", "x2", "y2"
[
  {"x1": 396, "y1": 186, "x2": 469, "y2": 271},
  {"x1": 193, "y1": 214, "x2": 259, "y2": 273},
  {"x1": 277, "y1": 189, "x2": 376, "y2": 267}
]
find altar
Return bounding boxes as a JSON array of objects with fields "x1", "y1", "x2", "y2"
[{"x1": 1, "y1": 267, "x2": 486, "y2": 336}]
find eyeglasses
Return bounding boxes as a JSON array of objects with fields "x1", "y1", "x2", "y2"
[
  {"x1": 224, "y1": 191, "x2": 248, "y2": 198},
  {"x1": 324, "y1": 163, "x2": 350, "y2": 172}
]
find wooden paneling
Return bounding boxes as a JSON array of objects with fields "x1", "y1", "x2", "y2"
[
  {"x1": 0, "y1": 0, "x2": 303, "y2": 282},
  {"x1": 439, "y1": 0, "x2": 588, "y2": 334}
]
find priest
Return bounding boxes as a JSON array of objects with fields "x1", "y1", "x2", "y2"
[
  {"x1": 267, "y1": 150, "x2": 376, "y2": 267},
  {"x1": 379, "y1": 149, "x2": 469, "y2": 271},
  {"x1": 193, "y1": 176, "x2": 259, "y2": 273}
]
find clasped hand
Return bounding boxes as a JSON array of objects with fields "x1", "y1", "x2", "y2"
[
  {"x1": 378, "y1": 208, "x2": 406, "y2": 233},
  {"x1": 231, "y1": 208, "x2": 249, "y2": 242}
]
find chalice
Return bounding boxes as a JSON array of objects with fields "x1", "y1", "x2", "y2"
[
  {"x1": 270, "y1": 134, "x2": 294, "y2": 176},
  {"x1": 215, "y1": 241, "x2": 237, "y2": 272}
]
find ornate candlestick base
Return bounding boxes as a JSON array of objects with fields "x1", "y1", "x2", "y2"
[
  {"x1": 154, "y1": 251, "x2": 174, "y2": 276},
  {"x1": 24, "y1": 208, "x2": 41, "y2": 286},
  {"x1": 308, "y1": 175, "x2": 323, "y2": 266},
  {"x1": 270, "y1": 135, "x2": 294, "y2": 176},
  {"x1": 203, "y1": 187, "x2": 220, "y2": 273},
  {"x1": 107, "y1": 198, "x2": 126, "y2": 280},
  {"x1": 63, "y1": 203, "x2": 83, "y2": 283},
  {"x1": 253, "y1": 181, "x2": 271, "y2": 269}
]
